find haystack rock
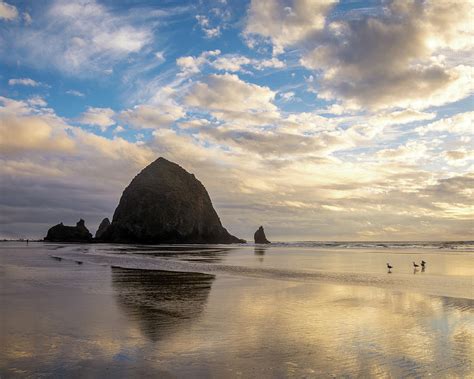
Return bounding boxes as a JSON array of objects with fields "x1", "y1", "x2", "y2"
[
  {"x1": 95, "y1": 217, "x2": 110, "y2": 239},
  {"x1": 44, "y1": 219, "x2": 92, "y2": 242},
  {"x1": 101, "y1": 157, "x2": 245, "y2": 244},
  {"x1": 254, "y1": 226, "x2": 270, "y2": 244}
]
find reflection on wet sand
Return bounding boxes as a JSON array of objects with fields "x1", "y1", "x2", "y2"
[
  {"x1": 183, "y1": 280, "x2": 473, "y2": 378},
  {"x1": 1, "y1": 243, "x2": 473, "y2": 378},
  {"x1": 111, "y1": 267, "x2": 215, "y2": 341},
  {"x1": 254, "y1": 246, "x2": 267, "y2": 262}
]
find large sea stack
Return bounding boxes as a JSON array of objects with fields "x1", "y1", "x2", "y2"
[
  {"x1": 44, "y1": 219, "x2": 93, "y2": 242},
  {"x1": 101, "y1": 157, "x2": 245, "y2": 244}
]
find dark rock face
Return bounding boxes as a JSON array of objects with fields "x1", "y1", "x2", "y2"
[
  {"x1": 44, "y1": 219, "x2": 92, "y2": 242},
  {"x1": 95, "y1": 217, "x2": 110, "y2": 239},
  {"x1": 102, "y1": 157, "x2": 245, "y2": 244},
  {"x1": 254, "y1": 226, "x2": 270, "y2": 244}
]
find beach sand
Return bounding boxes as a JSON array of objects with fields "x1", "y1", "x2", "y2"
[{"x1": 1, "y1": 242, "x2": 472, "y2": 377}]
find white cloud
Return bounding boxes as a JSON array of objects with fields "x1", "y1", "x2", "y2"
[
  {"x1": 120, "y1": 103, "x2": 185, "y2": 129},
  {"x1": 279, "y1": 112, "x2": 339, "y2": 134},
  {"x1": 0, "y1": 97, "x2": 74, "y2": 154},
  {"x1": 212, "y1": 54, "x2": 285, "y2": 72},
  {"x1": 79, "y1": 107, "x2": 115, "y2": 131},
  {"x1": 442, "y1": 150, "x2": 474, "y2": 167},
  {"x1": 300, "y1": 1, "x2": 474, "y2": 110},
  {"x1": 22, "y1": 11, "x2": 31, "y2": 24},
  {"x1": 185, "y1": 73, "x2": 279, "y2": 126},
  {"x1": 176, "y1": 52, "x2": 286, "y2": 76},
  {"x1": 178, "y1": 118, "x2": 212, "y2": 129},
  {"x1": 176, "y1": 50, "x2": 221, "y2": 77},
  {"x1": 416, "y1": 112, "x2": 474, "y2": 135},
  {"x1": 376, "y1": 141, "x2": 430, "y2": 164},
  {"x1": 66, "y1": 90, "x2": 85, "y2": 97},
  {"x1": 245, "y1": 0, "x2": 337, "y2": 54},
  {"x1": 0, "y1": 1, "x2": 17, "y2": 20},
  {"x1": 254, "y1": 57, "x2": 285, "y2": 70},
  {"x1": 196, "y1": 14, "x2": 221, "y2": 38},
  {"x1": 246, "y1": 0, "x2": 474, "y2": 110},
  {"x1": 113, "y1": 125, "x2": 125, "y2": 134},
  {"x1": 6, "y1": 0, "x2": 154, "y2": 75},
  {"x1": 8, "y1": 78, "x2": 42, "y2": 87},
  {"x1": 154, "y1": 51, "x2": 165, "y2": 62},
  {"x1": 371, "y1": 109, "x2": 437, "y2": 127},
  {"x1": 212, "y1": 55, "x2": 251, "y2": 72},
  {"x1": 279, "y1": 91, "x2": 295, "y2": 102},
  {"x1": 0, "y1": 115, "x2": 75, "y2": 154},
  {"x1": 27, "y1": 96, "x2": 47, "y2": 107}
]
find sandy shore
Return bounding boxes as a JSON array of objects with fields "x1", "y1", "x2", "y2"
[{"x1": 1, "y1": 242, "x2": 472, "y2": 377}]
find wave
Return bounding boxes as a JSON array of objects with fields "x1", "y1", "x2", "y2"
[{"x1": 268, "y1": 241, "x2": 474, "y2": 251}]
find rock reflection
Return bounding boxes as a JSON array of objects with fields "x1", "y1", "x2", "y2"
[
  {"x1": 112, "y1": 267, "x2": 215, "y2": 341},
  {"x1": 254, "y1": 246, "x2": 267, "y2": 262}
]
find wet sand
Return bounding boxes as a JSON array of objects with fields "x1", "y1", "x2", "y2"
[{"x1": 1, "y1": 242, "x2": 473, "y2": 377}]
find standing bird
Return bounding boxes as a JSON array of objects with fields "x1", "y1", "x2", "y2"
[
  {"x1": 413, "y1": 261, "x2": 419, "y2": 268},
  {"x1": 387, "y1": 263, "x2": 393, "y2": 272},
  {"x1": 421, "y1": 260, "x2": 426, "y2": 268}
]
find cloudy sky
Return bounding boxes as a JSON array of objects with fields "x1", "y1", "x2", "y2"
[{"x1": 1, "y1": 0, "x2": 473, "y2": 241}]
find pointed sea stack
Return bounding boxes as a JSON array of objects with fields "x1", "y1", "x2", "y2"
[
  {"x1": 95, "y1": 217, "x2": 110, "y2": 239},
  {"x1": 101, "y1": 157, "x2": 245, "y2": 244},
  {"x1": 44, "y1": 219, "x2": 93, "y2": 242},
  {"x1": 254, "y1": 226, "x2": 270, "y2": 244}
]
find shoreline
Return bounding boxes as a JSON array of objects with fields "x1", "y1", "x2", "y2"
[{"x1": 50, "y1": 248, "x2": 474, "y2": 300}]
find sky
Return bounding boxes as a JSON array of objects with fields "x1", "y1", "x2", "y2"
[{"x1": 0, "y1": 0, "x2": 473, "y2": 241}]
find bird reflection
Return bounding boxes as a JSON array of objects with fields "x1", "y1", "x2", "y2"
[
  {"x1": 254, "y1": 246, "x2": 267, "y2": 262},
  {"x1": 111, "y1": 267, "x2": 215, "y2": 342}
]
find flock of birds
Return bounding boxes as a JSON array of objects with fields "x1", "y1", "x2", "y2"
[{"x1": 386, "y1": 260, "x2": 426, "y2": 273}]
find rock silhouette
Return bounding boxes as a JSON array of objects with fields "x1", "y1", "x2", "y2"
[
  {"x1": 95, "y1": 217, "x2": 110, "y2": 239},
  {"x1": 254, "y1": 226, "x2": 270, "y2": 244},
  {"x1": 44, "y1": 219, "x2": 92, "y2": 242},
  {"x1": 102, "y1": 157, "x2": 245, "y2": 244}
]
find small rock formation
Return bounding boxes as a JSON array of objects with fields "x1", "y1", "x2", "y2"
[
  {"x1": 95, "y1": 217, "x2": 110, "y2": 239},
  {"x1": 101, "y1": 157, "x2": 245, "y2": 244},
  {"x1": 44, "y1": 219, "x2": 92, "y2": 242},
  {"x1": 254, "y1": 226, "x2": 270, "y2": 244}
]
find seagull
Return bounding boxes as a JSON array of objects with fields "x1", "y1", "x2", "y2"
[
  {"x1": 387, "y1": 263, "x2": 393, "y2": 272},
  {"x1": 413, "y1": 261, "x2": 419, "y2": 268},
  {"x1": 421, "y1": 260, "x2": 426, "y2": 272}
]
